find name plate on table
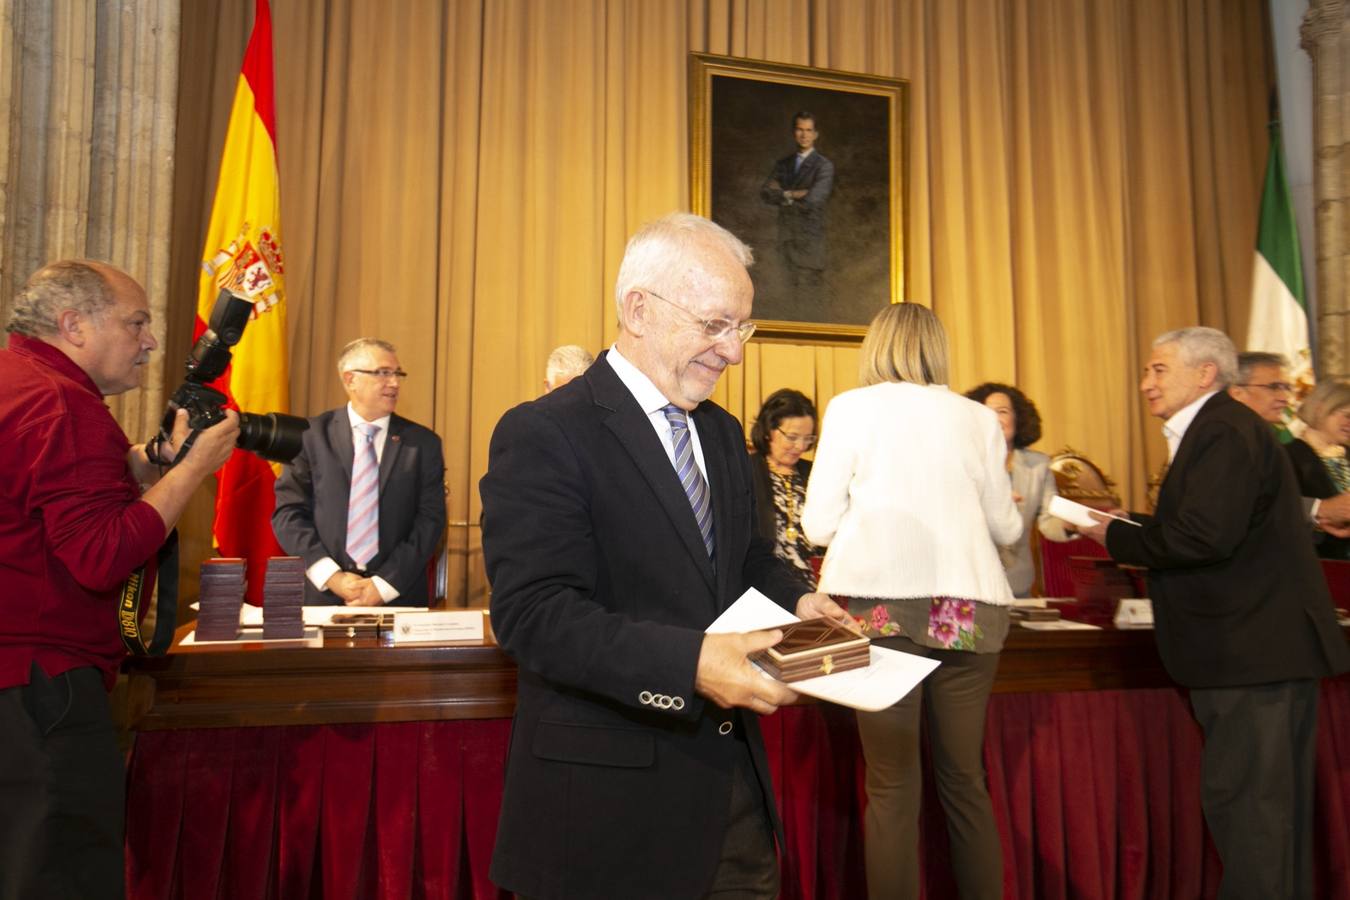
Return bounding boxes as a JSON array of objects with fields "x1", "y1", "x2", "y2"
[{"x1": 391, "y1": 610, "x2": 485, "y2": 644}]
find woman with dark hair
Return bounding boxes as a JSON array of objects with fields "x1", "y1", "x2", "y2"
[
  {"x1": 964, "y1": 382, "x2": 1075, "y2": 597},
  {"x1": 749, "y1": 388, "x2": 820, "y2": 586},
  {"x1": 802, "y1": 304, "x2": 1021, "y2": 900}
]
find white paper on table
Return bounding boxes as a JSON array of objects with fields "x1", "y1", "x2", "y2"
[
  {"x1": 706, "y1": 589, "x2": 940, "y2": 712},
  {"x1": 1047, "y1": 495, "x2": 1141, "y2": 529},
  {"x1": 239, "y1": 605, "x2": 354, "y2": 627},
  {"x1": 1018, "y1": 619, "x2": 1102, "y2": 631}
]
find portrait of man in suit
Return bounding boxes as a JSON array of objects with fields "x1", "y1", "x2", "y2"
[
  {"x1": 480, "y1": 212, "x2": 850, "y2": 899},
  {"x1": 761, "y1": 111, "x2": 834, "y2": 309},
  {"x1": 1082, "y1": 327, "x2": 1350, "y2": 899},
  {"x1": 273, "y1": 338, "x2": 446, "y2": 606},
  {"x1": 698, "y1": 58, "x2": 901, "y2": 334}
]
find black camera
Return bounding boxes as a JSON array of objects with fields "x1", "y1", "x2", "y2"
[{"x1": 154, "y1": 290, "x2": 308, "y2": 466}]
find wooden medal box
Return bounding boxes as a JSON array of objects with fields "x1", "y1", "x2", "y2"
[{"x1": 752, "y1": 617, "x2": 871, "y2": 683}]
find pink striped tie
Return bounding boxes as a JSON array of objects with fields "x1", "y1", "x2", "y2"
[{"x1": 346, "y1": 423, "x2": 380, "y2": 567}]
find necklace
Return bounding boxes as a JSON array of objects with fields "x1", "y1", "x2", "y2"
[{"x1": 774, "y1": 470, "x2": 801, "y2": 542}]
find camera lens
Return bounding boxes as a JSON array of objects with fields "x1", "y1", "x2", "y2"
[{"x1": 237, "y1": 412, "x2": 309, "y2": 462}]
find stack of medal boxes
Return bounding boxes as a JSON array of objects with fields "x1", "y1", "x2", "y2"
[
  {"x1": 196, "y1": 558, "x2": 246, "y2": 641},
  {"x1": 262, "y1": 556, "x2": 305, "y2": 639}
]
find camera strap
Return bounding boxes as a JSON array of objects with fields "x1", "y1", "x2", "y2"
[{"x1": 118, "y1": 529, "x2": 181, "y2": 656}]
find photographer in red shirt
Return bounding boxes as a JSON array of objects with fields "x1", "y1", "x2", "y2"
[{"x1": 0, "y1": 261, "x2": 238, "y2": 900}]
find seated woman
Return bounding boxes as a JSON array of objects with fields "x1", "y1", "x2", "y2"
[
  {"x1": 1286, "y1": 379, "x2": 1350, "y2": 559},
  {"x1": 964, "y1": 382, "x2": 1075, "y2": 596},
  {"x1": 749, "y1": 388, "x2": 821, "y2": 587}
]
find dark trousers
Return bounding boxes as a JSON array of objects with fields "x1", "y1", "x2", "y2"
[
  {"x1": 1190, "y1": 679, "x2": 1319, "y2": 900},
  {"x1": 705, "y1": 736, "x2": 780, "y2": 898},
  {"x1": 0, "y1": 665, "x2": 125, "y2": 900},
  {"x1": 856, "y1": 637, "x2": 1003, "y2": 900}
]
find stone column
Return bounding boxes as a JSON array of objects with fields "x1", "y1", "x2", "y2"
[
  {"x1": 0, "y1": 0, "x2": 180, "y2": 436},
  {"x1": 1303, "y1": 0, "x2": 1350, "y2": 376}
]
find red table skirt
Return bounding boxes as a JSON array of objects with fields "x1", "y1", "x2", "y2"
[{"x1": 126, "y1": 680, "x2": 1350, "y2": 899}]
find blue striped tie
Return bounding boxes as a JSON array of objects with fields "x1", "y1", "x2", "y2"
[
  {"x1": 663, "y1": 405, "x2": 715, "y2": 558},
  {"x1": 346, "y1": 423, "x2": 381, "y2": 567}
]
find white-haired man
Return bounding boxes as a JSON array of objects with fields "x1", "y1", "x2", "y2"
[
  {"x1": 542, "y1": 343, "x2": 593, "y2": 393},
  {"x1": 481, "y1": 212, "x2": 850, "y2": 899},
  {"x1": 1083, "y1": 326, "x2": 1350, "y2": 899},
  {"x1": 273, "y1": 338, "x2": 446, "y2": 606}
]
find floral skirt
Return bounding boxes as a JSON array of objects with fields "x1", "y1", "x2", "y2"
[{"x1": 840, "y1": 596, "x2": 1010, "y2": 654}]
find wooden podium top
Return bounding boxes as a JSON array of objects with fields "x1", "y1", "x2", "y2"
[{"x1": 120, "y1": 615, "x2": 1176, "y2": 732}]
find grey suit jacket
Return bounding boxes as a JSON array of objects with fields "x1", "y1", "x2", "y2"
[
  {"x1": 1000, "y1": 448, "x2": 1073, "y2": 596},
  {"x1": 272, "y1": 407, "x2": 446, "y2": 605}
]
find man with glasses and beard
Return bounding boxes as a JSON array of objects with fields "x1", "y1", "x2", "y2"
[
  {"x1": 273, "y1": 338, "x2": 446, "y2": 606},
  {"x1": 481, "y1": 213, "x2": 850, "y2": 899}
]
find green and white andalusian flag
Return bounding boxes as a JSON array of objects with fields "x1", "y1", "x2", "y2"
[{"x1": 1246, "y1": 121, "x2": 1311, "y2": 393}]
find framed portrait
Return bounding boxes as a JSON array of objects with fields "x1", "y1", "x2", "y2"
[{"x1": 689, "y1": 53, "x2": 908, "y2": 343}]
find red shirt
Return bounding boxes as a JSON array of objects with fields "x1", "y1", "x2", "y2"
[{"x1": 0, "y1": 333, "x2": 165, "y2": 688}]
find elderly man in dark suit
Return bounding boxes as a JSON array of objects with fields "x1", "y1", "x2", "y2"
[
  {"x1": 761, "y1": 111, "x2": 834, "y2": 305},
  {"x1": 273, "y1": 338, "x2": 445, "y2": 606},
  {"x1": 480, "y1": 212, "x2": 849, "y2": 899},
  {"x1": 1082, "y1": 326, "x2": 1350, "y2": 900}
]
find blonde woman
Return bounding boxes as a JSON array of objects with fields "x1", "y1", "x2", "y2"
[
  {"x1": 802, "y1": 303, "x2": 1021, "y2": 900},
  {"x1": 1288, "y1": 379, "x2": 1350, "y2": 559}
]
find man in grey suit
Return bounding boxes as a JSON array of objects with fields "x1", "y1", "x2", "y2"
[
  {"x1": 273, "y1": 338, "x2": 446, "y2": 606},
  {"x1": 762, "y1": 111, "x2": 834, "y2": 307},
  {"x1": 481, "y1": 213, "x2": 850, "y2": 899}
]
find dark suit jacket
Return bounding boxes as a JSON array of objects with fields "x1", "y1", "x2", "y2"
[
  {"x1": 1107, "y1": 392, "x2": 1350, "y2": 688},
  {"x1": 272, "y1": 408, "x2": 446, "y2": 606},
  {"x1": 1285, "y1": 438, "x2": 1350, "y2": 560},
  {"x1": 480, "y1": 353, "x2": 810, "y2": 900},
  {"x1": 760, "y1": 150, "x2": 834, "y2": 270},
  {"x1": 749, "y1": 452, "x2": 812, "y2": 545}
]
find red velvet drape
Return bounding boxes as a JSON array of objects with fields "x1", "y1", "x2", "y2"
[{"x1": 126, "y1": 680, "x2": 1350, "y2": 899}]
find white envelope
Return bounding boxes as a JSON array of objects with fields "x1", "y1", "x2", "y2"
[
  {"x1": 707, "y1": 589, "x2": 940, "y2": 712},
  {"x1": 1047, "y1": 495, "x2": 1140, "y2": 529}
]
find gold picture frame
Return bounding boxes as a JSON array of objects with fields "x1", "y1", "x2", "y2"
[{"x1": 689, "y1": 53, "x2": 909, "y2": 344}]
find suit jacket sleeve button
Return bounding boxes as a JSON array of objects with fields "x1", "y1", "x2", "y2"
[
  {"x1": 639, "y1": 691, "x2": 653, "y2": 705},
  {"x1": 718, "y1": 720, "x2": 733, "y2": 735},
  {"x1": 672, "y1": 696, "x2": 685, "y2": 711}
]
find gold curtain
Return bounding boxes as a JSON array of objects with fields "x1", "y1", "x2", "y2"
[{"x1": 171, "y1": 0, "x2": 1273, "y2": 606}]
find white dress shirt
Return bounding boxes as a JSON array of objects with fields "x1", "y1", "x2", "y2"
[
  {"x1": 1161, "y1": 391, "x2": 1218, "y2": 462},
  {"x1": 605, "y1": 345, "x2": 710, "y2": 480}
]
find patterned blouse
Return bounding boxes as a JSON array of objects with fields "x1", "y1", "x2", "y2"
[
  {"x1": 1319, "y1": 451, "x2": 1350, "y2": 494},
  {"x1": 769, "y1": 469, "x2": 819, "y2": 587}
]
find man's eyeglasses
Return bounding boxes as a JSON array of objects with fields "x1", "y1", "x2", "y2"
[
  {"x1": 349, "y1": 368, "x2": 409, "y2": 381},
  {"x1": 644, "y1": 289, "x2": 756, "y2": 344},
  {"x1": 775, "y1": 427, "x2": 817, "y2": 449},
  {"x1": 1238, "y1": 381, "x2": 1293, "y2": 394}
]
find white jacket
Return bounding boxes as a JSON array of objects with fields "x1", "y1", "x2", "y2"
[{"x1": 802, "y1": 381, "x2": 1022, "y2": 605}]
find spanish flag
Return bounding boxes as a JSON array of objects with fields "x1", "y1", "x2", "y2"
[{"x1": 197, "y1": 0, "x2": 288, "y2": 605}]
